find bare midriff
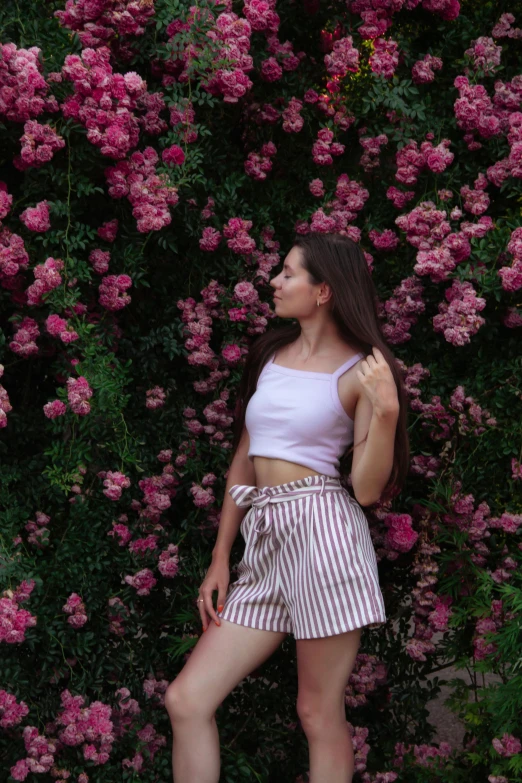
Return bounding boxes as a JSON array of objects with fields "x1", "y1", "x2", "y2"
[{"x1": 252, "y1": 456, "x2": 324, "y2": 489}]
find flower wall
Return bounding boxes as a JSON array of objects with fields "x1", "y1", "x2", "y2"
[{"x1": 1, "y1": 1, "x2": 521, "y2": 781}]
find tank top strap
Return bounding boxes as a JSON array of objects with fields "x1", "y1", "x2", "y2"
[
  {"x1": 257, "y1": 352, "x2": 276, "y2": 387},
  {"x1": 331, "y1": 352, "x2": 365, "y2": 380}
]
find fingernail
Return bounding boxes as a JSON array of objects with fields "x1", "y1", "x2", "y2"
[
  {"x1": 218, "y1": 605, "x2": 224, "y2": 612},
  {"x1": 202, "y1": 626, "x2": 207, "y2": 632},
  {"x1": 215, "y1": 621, "x2": 221, "y2": 626}
]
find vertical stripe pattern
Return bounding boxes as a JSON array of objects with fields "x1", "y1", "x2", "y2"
[{"x1": 218, "y1": 474, "x2": 387, "y2": 639}]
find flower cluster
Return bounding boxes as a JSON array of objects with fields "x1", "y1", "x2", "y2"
[
  {"x1": 324, "y1": 36, "x2": 360, "y2": 78},
  {"x1": 145, "y1": 386, "x2": 167, "y2": 410},
  {"x1": 472, "y1": 600, "x2": 507, "y2": 660},
  {"x1": 386, "y1": 185, "x2": 415, "y2": 209},
  {"x1": 395, "y1": 139, "x2": 454, "y2": 186},
  {"x1": 0, "y1": 689, "x2": 29, "y2": 728},
  {"x1": 124, "y1": 568, "x2": 157, "y2": 595},
  {"x1": 0, "y1": 227, "x2": 29, "y2": 290},
  {"x1": 107, "y1": 596, "x2": 130, "y2": 635},
  {"x1": 24, "y1": 510, "x2": 51, "y2": 547},
  {"x1": 61, "y1": 47, "x2": 148, "y2": 159},
  {"x1": 158, "y1": 543, "x2": 180, "y2": 577},
  {"x1": 383, "y1": 513, "x2": 419, "y2": 555},
  {"x1": 168, "y1": 9, "x2": 254, "y2": 103},
  {"x1": 10, "y1": 726, "x2": 57, "y2": 781},
  {"x1": 10, "y1": 316, "x2": 40, "y2": 357},
  {"x1": 359, "y1": 133, "x2": 388, "y2": 172},
  {"x1": 393, "y1": 739, "x2": 453, "y2": 770},
  {"x1": 433, "y1": 279, "x2": 486, "y2": 346},
  {"x1": 312, "y1": 127, "x2": 345, "y2": 166},
  {"x1": 62, "y1": 592, "x2": 88, "y2": 628},
  {"x1": 0, "y1": 43, "x2": 59, "y2": 123},
  {"x1": 56, "y1": 688, "x2": 115, "y2": 765},
  {"x1": 345, "y1": 654, "x2": 388, "y2": 708},
  {"x1": 67, "y1": 375, "x2": 94, "y2": 415},
  {"x1": 105, "y1": 147, "x2": 179, "y2": 232},
  {"x1": 14, "y1": 121, "x2": 65, "y2": 171},
  {"x1": 499, "y1": 226, "x2": 522, "y2": 291},
  {"x1": 137, "y1": 466, "x2": 178, "y2": 522},
  {"x1": 464, "y1": 36, "x2": 502, "y2": 74},
  {"x1": 412, "y1": 53, "x2": 443, "y2": 84},
  {"x1": 492, "y1": 12, "x2": 522, "y2": 39},
  {"x1": 244, "y1": 141, "x2": 277, "y2": 181},
  {"x1": 46, "y1": 313, "x2": 80, "y2": 343},
  {"x1": 380, "y1": 276, "x2": 426, "y2": 344},
  {"x1": 97, "y1": 218, "x2": 119, "y2": 242},
  {"x1": 460, "y1": 171, "x2": 490, "y2": 215},
  {"x1": 99, "y1": 470, "x2": 131, "y2": 500},
  {"x1": 492, "y1": 733, "x2": 522, "y2": 757},
  {"x1": 282, "y1": 96, "x2": 304, "y2": 133},
  {"x1": 0, "y1": 582, "x2": 37, "y2": 644},
  {"x1": 25, "y1": 257, "x2": 64, "y2": 306},
  {"x1": 99, "y1": 273, "x2": 132, "y2": 311},
  {"x1": 89, "y1": 248, "x2": 111, "y2": 275},
  {"x1": 369, "y1": 228, "x2": 399, "y2": 251},
  {"x1": 369, "y1": 38, "x2": 399, "y2": 79},
  {"x1": 55, "y1": 0, "x2": 156, "y2": 51},
  {"x1": 20, "y1": 200, "x2": 51, "y2": 232}
]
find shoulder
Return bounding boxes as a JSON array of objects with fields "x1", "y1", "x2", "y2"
[{"x1": 336, "y1": 353, "x2": 366, "y2": 420}]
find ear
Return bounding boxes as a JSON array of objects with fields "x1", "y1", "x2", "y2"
[{"x1": 321, "y1": 282, "x2": 334, "y2": 306}]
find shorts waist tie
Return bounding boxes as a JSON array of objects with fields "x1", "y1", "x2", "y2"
[{"x1": 229, "y1": 475, "x2": 329, "y2": 542}]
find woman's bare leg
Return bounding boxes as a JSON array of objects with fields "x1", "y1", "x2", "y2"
[
  {"x1": 295, "y1": 628, "x2": 362, "y2": 783},
  {"x1": 165, "y1": 617, "x2": 288, "y2": 783}
]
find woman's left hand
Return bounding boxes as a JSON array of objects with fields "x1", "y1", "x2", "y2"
[{"x1": 356, "y1": 347, "x2": 399, "y2": 414}]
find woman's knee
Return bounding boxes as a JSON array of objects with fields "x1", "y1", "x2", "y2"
[
  {"x1": 296, "y1": 695, "x2": 344, "y2": 737},
  {"x1": 164, "y1": 679, "x2": 214, "y2": 723}
]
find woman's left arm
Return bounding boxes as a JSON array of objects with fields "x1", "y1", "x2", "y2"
[{"x1": 350, "y1": 347, "x2": 400, "y2": 507}]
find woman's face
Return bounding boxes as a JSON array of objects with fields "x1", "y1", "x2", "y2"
[{"x1": 270, "y1": 247, "x2": 324, "y2": 318}]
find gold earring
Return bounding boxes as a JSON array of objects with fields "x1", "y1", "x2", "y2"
[{"x1": 317, "y1": 301, "x2": 320, "y2": 307}]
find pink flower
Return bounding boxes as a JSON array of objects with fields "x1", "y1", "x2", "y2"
[
  {"x1": 20, "y1": 200, "x2": 50, "y2": 232},
  {"x1": 369, "y1": 38, "x2": 399, "y2": 79},
  {"x1": 98, "y1": 274, "x2": 132, "y2": 311},
  {"x1": 66, "y1": 376, "x2": 93, "y2": 416},
  {"x1": 384, "y1": 513, "x2": 419, "y2": 553},
  {"x1": 158, "y1": 544, "x2": 179, "y2": 577},
  {"x1": 26, "y1": 257, "x2": 64, "y2": 306},
  {"x1": 0, "y1": 590, "x2": 37, "y2": 644},
  {"x1": 145, "y1": 386, "x2": 166, "y2": 410},
  {"x1": 492, "y1": 733, "x2": 522, "y2": 757},
  {"x1": 62, "y1": 593, "x2": 87, "y2": 628},
  {"x1": 101, "y1": 470, "x2": 131, "y2": 501},
  {"x1": 369, "y1": 228, "x2": 399, "y2": 251},
  {"x1": 43, "y1": 400, "x2": 67, "y2": 419},
  {"x1": 0, "y1": 689, "x2": 29, "y2": 728},
  {"x1": 10, "y1": 317, "x2": 40, "y2": 357},
  {"x1": 97, "y1": 219, "x2": 119, "y2": 242},
  {"x1": 89, "y1": 249, "x2": 110, "y2": 275},
  {"x1": 162, "y1": 144, "x2": 185, "y2": 166},
  {"x1": 124, "y1": 568, "x2": 157, "y2": 595}
]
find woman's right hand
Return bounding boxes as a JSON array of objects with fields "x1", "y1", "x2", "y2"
[{"x1": 197, "y1": 558, "x2": 230, "y2": 631}]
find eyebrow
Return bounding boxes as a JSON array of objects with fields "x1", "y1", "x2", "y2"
[{"x1": 283, "y1": 263, "x2": 293, "y2": 271}]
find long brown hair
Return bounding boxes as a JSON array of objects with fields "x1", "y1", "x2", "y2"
[{"x1": 229, "y1": 232, "x2": 410, "y2": 503}]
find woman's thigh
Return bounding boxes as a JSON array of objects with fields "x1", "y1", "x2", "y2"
[
  {"x1": 165, "y1": 618, "x2": 288, "y2": 719},
  {"x1": 295, "y1": 628, "x2": 362, "y2": 720}
]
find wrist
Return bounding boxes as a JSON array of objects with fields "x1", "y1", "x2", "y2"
[
  {"x1": 212, "y1": 548, "x2": 230, "y2": 563},
  {"x1": 373, "y1": 404, "x2": 400, "y2": 420}
]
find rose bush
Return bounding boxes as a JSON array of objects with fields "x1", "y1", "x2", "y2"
[{"x1": 0, "y1": 0, "x2": 521, "y2": 781}]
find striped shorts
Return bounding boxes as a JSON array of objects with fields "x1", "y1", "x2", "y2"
[{"x1": 217, "y1": 474, "x2": 387, "y2": 640}]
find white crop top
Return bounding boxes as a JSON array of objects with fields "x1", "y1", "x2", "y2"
[{"x1": 245, "y1": 350, "x2": 365, "y2": 477}]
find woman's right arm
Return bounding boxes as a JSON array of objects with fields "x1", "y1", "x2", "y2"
[{"x1": 211, "y1": 425, "x2": 256, "y2": 563}]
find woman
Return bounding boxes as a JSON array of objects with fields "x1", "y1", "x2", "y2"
[{"x1": 165, "y1": 232, "x2": 410, "y2": 783}]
